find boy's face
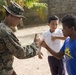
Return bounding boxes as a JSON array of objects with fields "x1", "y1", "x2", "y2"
[
  {"x1": 62, "y1": 23, "x2": 72, "y2": 37},
  {"x1": 48, "y1": 20, "x2": 58, "y2": 32}
]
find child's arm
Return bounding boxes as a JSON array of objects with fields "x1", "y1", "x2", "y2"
[
  {"x1": 41, "y1": 41, "x2": 64, "y2": 59},
  {"x1": 51, "y1": 36, "x2": 66, "y2": 41}
]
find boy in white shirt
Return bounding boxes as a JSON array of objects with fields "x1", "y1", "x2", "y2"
[{"x1": 39, "y1": 15, "x2": 66, "y2": 75}]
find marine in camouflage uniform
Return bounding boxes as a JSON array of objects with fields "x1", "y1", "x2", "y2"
[{"x1": 0, "y1": 1, "x2": 40, "y2": 75}]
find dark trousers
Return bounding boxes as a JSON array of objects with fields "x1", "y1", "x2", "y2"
[
  {"x1": 12, "y1": 71, "x2": 17, "y2": 75},
  {"x1": 48, "y1": 56, "x2": 65, "y2": 75}
]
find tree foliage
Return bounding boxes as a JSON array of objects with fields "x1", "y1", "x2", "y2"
[
  {"x1": 0, "y1": 0, "x2": 48, "y2": 21},
  {"x1": 0, "y1": 0, "x2": 6, "y2": 21}
]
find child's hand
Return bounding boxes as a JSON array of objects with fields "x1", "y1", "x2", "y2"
[
  {"x1": 38, "y1": 51, "x2": 43, "y2": 59},
  {"x1": 51, "y1": 36, "x2": 56, "y2": 41}
]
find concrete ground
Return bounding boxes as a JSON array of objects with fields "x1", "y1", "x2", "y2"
[{"x1": 13, "y1": 24, "x2": 67, "y2": 75}]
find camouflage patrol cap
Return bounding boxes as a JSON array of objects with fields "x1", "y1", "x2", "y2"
[{"x1": 3, "y1": 1, "x2": 25, "y2": 18}]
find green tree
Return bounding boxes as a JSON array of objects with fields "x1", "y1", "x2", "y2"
[
  {"x1": 0, "y1": 0, "x2": 6, "y2": 21},
  {"x1": 0, "y1": 0, "x2": 48, "y2": 21}
]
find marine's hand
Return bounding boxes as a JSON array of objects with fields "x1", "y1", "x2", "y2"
[
  {"x1": 34, "y1": 34, "x2": 41, "y2": 46},
  {"x1": 38, "y1": 51, "x2": 43, "y2": 59}
]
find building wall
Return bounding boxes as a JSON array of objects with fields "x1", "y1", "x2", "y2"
[{"x1": 41, "y1": 0, "x2": 76, "y2": 18}]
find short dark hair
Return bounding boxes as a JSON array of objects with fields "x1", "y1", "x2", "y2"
[
  {"x1": 62, "y1": 14, "x2": 76, "y2": 30},
  {"x1": 48, "y1": 15, "x2": 59, "y2": 23}
]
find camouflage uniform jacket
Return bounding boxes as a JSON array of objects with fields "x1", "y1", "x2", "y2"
[{"x1": 0, "y1": 21, "x2": 40, "y2": 75}]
